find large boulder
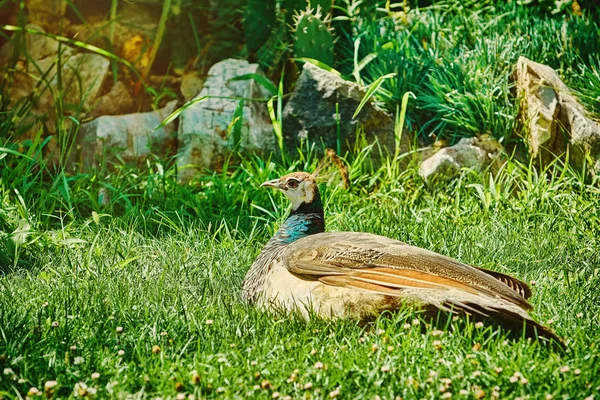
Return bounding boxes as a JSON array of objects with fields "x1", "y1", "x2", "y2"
[
  {"x1": 76, "y1": 101, "x2": 178, "y2": 169},
  {"x1": 283, "y1": 62, "x2": 409, "y2": 154},
  {"x1": 515, "y1": 56, "x2": 600, "y2": 172},
  {"x1": 177, "y1": 59, "x2": 275, "y2": 182},
  {"x1": 419, "y1": 135, "x2": 505, "y2": 183},
  {"x1": 90, "y1": 81, "x2": 134, "y2": 118}
]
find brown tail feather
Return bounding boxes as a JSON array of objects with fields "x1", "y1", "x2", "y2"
[{"x1": 439, "y1": 301, "x2": 565, "y2": 349}]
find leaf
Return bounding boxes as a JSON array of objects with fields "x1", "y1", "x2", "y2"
[
  {"x1": 61, "y1": 238, "x2": 88, "y2": 246},
  {"x1": 394, "y1": 91, "x2": 416, "y2": 157},
  {"x1": 1, "y1": 24, "x2": 138, "y2": 75},
  {"x1": 291, "y1": 58, "x2": 342, "y2": 76},
  {"x1": 11, "y1": 220, "x2": 32, "y2": 246},
  {"x1": 352, "y1": 36, "x2": 377, "y2": 84},
  {"x1": 230, "y1": 73, "x2": 277, "y2": 96},
  {"x1": 352, "y1": 73, "x2": 396, "y2": 119},
  {"x1": 267, "y1": 72, "x2": 285, "y2": 162},
  {"x1": 228, "y1": 99, "x2": 245, "y2": 148},
  {"x1": 356, "y1": 53, "x2": 378, "y2": 73},
  {"x1": 267, "y1": 96, "x2": 282, "y2": 151},
  {"x1": 114, "y1": 256, "x2": 142, "y2": 270},
  {"x1": 155, "y1": 96, "x2": 209, "y2": 130},
  {"x1": 0, "y1": 147, "x2": 36, "y2": 162}
]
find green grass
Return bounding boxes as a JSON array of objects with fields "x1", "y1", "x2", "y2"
[
  {"x1": 1, "y1": 149, "x2": 599, "y2": 399},
  {"x1": 1, "y1": 0, "x2": 600, "y2": 398},
  {"x1": 335, "y1": 0, "x2": 600, "y2": 144}
]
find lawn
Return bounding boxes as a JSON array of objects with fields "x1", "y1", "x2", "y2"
[
  {"x1": 1, "y1": 0, "x2": 600, "y2": 398},
  {"x1": 1, "y1": 153, "x2": 599, "y2": 399}
]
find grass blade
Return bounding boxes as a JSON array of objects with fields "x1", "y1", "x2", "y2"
[
  {"x1": 230, "y1": 73, "x2": 277, "y2": 96},
  {"x1": 352, "y1": 73, "x2": 396, "y2": 119}
]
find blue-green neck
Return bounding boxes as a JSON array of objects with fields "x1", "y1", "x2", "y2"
[{"x1": 270, "y1": 196, "x2": 325, "y2": 245}]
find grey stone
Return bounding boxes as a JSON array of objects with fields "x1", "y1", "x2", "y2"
[
  {"x1": 177, "y1": 59, "x2": 275, "y2": 182},
  {"x1": 515, "y1": 56, "x2": 600, "y2": 171},
  {"x1": 283, "y1": 62, "x2": 409, "y2": 154},
  {"x1": 90, "y1": 81, "x2": 134, "y2": 118},
  {"x1": 24, "y1": 24, "x2": 59, "y2": 61},
  {"x1": 419, "y1": 136, "x2": 505, "y2": 183},
  {"x1": 77, "y1": 100, "x2": 178, "y2": 169},
  {"x1": 0, "y1": 24, "x2": 59, "y2": 65},
  {"x1": 33, "y1": 53, "x2": 110, "y2": 132}
]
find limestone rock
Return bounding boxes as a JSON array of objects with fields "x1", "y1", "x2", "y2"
[
  {"x1": 90, "y1": 81, "x2": 134, "y2": 118},
  {"x1": 76, "y1": 100, "x2": 178, "y2": 169},
  {"x1": 33, "y1": 53, "x2": 110, "y2": 132},
  {"x1": 177, "y1": 59, "x2": 275, "y2": 182},
  {"x1": 419, "y1": 136, "x2": 505, "y2": 183},
  {"x1": 283, "y1": 62, "x2": 409, "y2": 154},
  {"x1": 515, "y1": 56, "x2": 600, "y2": 171},
  {"x1": 0, "y1": 24, "x2": 59, "y2": 66}
]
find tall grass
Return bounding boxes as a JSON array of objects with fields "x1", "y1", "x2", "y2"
[
  {"x1": 1, "y1": 134, "x2": 600, "y2": 397},
  {"x1": 335, "y1": 0, "x2": 600, "y2": 144}
]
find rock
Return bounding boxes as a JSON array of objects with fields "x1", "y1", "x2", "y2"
[
  {"x1": 24, "y1": 24, "x2": 59, "y2": 61},
  {"x1": 419, "y1": 135, "x2": 505, "y2": 183},
  {"x1": 515, "y1": 56, "x2": 600, "y2": 171},
  {"x1": 76, "y1": 100, "x2": 178, "y2": 169},
  {"x1": 4, "y1": 49, "x2": 110, "y2": 135},
  {"x1": 0, "y1": 24, "x2": 59, "y2": 66},
  {"x1": 90, "y1": 81, "x2": 134, "y2": 118},
  {"x1": 180, "y1": 72, "x2": 205, "y2": 101},
  {"x1": 33, "y1": 53, "x2": 110, "y2": 132},
  {"x1": 283, "y1": 62, "x2": 409, "y2": 154},
  {"x1": 25, "y1": 0, "x2": 67, "y2": 32},
  {"x1": 177, "y1": 59, "x2": 275, "y2": 181}
]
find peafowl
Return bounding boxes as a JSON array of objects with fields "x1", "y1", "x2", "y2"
[{"x1": 242, "y1": 171, "x2": 562, "y2": 345}]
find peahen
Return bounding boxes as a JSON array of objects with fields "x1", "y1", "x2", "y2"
[{"x1": 242, "y1": 171, "x2": 562, "y2": 345}]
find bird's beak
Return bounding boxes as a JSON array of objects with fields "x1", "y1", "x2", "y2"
[{"x1": 260, "y1": 179, "x2": 281, "y2": 189}]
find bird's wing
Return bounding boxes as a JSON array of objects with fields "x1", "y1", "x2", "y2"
[
  {"x1": 284, "y1": 232, "x2": 532, "y2": 310},
  {"x1": 474, "y1": 267, "x2": 532, "y2": 300},
  {"x1": 283, "y1": 232, "x2": 562, "y2": 345}
]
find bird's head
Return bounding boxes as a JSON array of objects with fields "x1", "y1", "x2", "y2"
[{"x1": 260, "y1": 172, "x2": 321, "y2": 212}]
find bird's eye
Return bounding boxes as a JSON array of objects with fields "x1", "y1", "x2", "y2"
[{"x1": 287, "y1": 179, "x2": 299, "y2": 189}]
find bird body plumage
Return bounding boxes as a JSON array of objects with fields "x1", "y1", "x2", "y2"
[{"x1": 243, "y1": 172, "x2": 561, "y2": 344}]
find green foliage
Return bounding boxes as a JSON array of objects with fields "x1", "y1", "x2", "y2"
[
  {"x1": 570, "y1": 58, "x2": 600, "y2": 116},
  {"x1": 293, "y1": 7, "x2": 335, "y2": 67},
  {"x1": 253, "y1": 13, "x2": 291, "y2": 74},
  {"x1": 158, "y1": 0, "x2": 245, "y2": 72},
  {"x1": 244, "y1": 0, "x2": 277, "y2": 53},
  {"x1": 518, "y1": 0, "x2": 573, "y2": 14},
  {"x1": 309, "y1": 0, "x2": 333, "y2": 14},
  {"x1": 336, "y1": 0, "x2": 600, "y2": 144},
  {"x1": 1, "y1": 140, "x2": 600, "y2": 397}
]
